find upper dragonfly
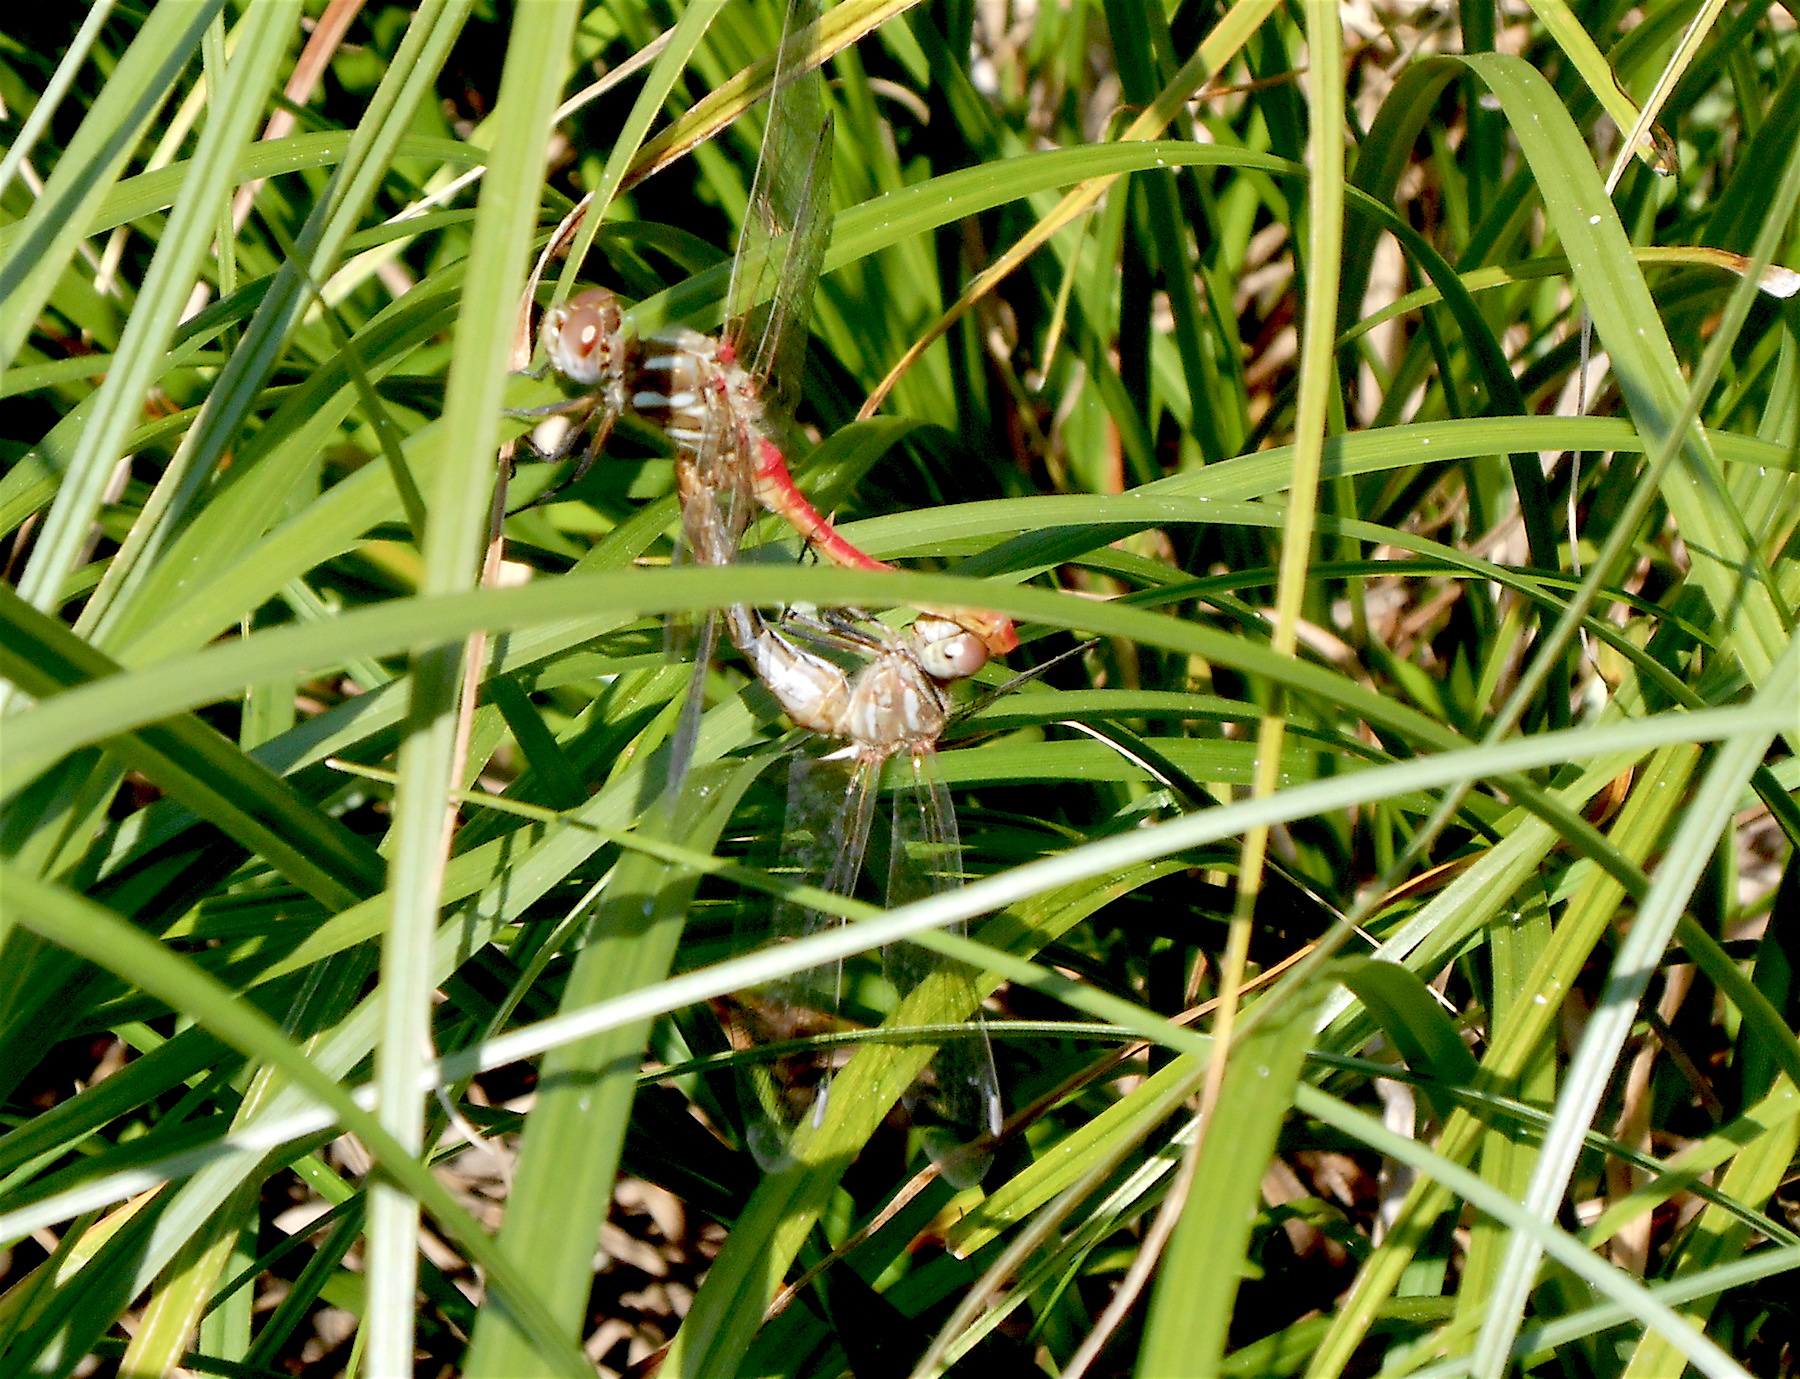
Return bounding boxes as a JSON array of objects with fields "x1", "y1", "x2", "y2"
[{"x1": 532, "y1": 6, "x2": 1016, "y2": 666}]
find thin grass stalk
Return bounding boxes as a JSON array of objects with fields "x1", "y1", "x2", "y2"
[
  {"x1": 368, "y1": 3, "x2": 581, "y2": 1372},
  {"x1": 0, "y1": 1, "x2": 119, "y2": 204},
  {"x1": 10, "y1": 2, "x2": 292, "y2": 620},
  {"x1": 1470, "y1": 638, "x2": 1800, "y2": 1374}
]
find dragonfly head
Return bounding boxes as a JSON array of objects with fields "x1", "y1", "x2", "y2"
[
  {"x1": 911, "y1": 615, "x2": 989, "y2": 682},
  {"x1": 540, "y1": 287, "x2": 626, "y2": 387}
]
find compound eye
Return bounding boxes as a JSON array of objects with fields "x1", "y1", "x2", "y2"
[
  {"x1": 916, "y1": 623, "x2": 988, "y2": 681},
  {"x1": 541, "y1": 288, "x2": 621, "y2": 385}
]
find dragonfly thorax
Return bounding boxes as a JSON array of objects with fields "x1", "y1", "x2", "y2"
[
  {"x1": 537, "y1": 291, "x2": 769, "y2": 468},
  {"x1": 838, "y1": 648, "x2": 951, "y2": 753},
  {"x1": 634, "y1": 327, "x2": 766, "y2": 461}
]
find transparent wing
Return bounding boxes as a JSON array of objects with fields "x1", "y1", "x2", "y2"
[
  {"x1": 729, "y1": 750, "x2": 878, "y2": 1171},
  {"x1": 662, "y1": 608, "x2": 718, "y2": 802},
  {"x1": 676, "y1": 374, "x2": 756, "y2": 570},
  {"x1": 664, "y1": 395, "x2": 753, "y2": 796},
  {"x1": 746, "y1": 109, "x2": 831, "y2": 428},
  {"x1": 885, "y1": 752, "x2": 1003, "y2": 1188},
  {"x1": 725, "y1": 0, "x2": 833, "y2": 429}
]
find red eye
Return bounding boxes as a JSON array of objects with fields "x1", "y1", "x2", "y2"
[
  {"x1": 915, "y1": 621, "x2": 987, "y2": 681},
  {"x1": 541, "y1": 288, "x2": 621, "y2": 385}
]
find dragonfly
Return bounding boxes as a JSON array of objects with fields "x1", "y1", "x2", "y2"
[
  {"x1": 529, "y1": 0, "x2": 1017, "y2": 676},
  {"x1": 721, "y1": 599, "x2": 1003, "y2": 1185},
  {"x1": 530, "y1": 0, "x2": 1013, "y2": 1175}
]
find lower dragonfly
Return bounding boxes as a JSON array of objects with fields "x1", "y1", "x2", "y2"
[{"x1": 721, "y1": 598, "x2": 1003, "y2": 1186}]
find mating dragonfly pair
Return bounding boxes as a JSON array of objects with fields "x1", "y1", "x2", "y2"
[
  {"x1": 533, "y1": 289, "x2": 1011, "y2": 1184},
  {"x1": 524, "y1": 12, "x2": 1015, "y2": 1182}
]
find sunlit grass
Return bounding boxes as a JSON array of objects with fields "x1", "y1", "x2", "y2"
[{"x1": 0, "y1": 3, "x2": 1796, "y2": 1377}]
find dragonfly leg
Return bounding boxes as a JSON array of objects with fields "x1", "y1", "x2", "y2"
[{"x1": 507, "y1": 392, "x2": 595, "y2": 421}]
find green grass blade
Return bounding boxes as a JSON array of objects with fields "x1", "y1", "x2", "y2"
[
  {"x1": 0, "y1": 1, "x2": 224, "y2": 364},
  {"x1": 464, "y1": 763, "x2": 753, "y2": 1377},
  {"x1": 1138, "y1": 975, "x2": 1324, "y2": 1377}
]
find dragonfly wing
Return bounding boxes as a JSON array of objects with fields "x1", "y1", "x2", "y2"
[
  {"x1": 662, "y1": 607, "x2": 717, "y2": 802},
  {"x1": 750, "y1": 108, "x2": 831, "y2": 428},
  {"x1": 663, "y1": 373, "x2": 761, "y2": 797},
  {"x1": 663, "y1": 429, "x2": 746, "y2": 798},
  {"x1": 666, "y1": 379, "x2": 766, "y2": 793},
  {"x1": 885, "y1": 752, "x2": 1002, "y2": 1187},
  {"x1": 675, "y1": 373, "x2": 755, "y2": 566},
  {"x1": 730, "y1": 750, "x2": 878, "y2": 1170},
  {"x1": 726, "y1": 0, "x2": 832, "y2": 430},
  {"x1": 786, "y1": 750, "x2": 880, "y2": 907}
]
